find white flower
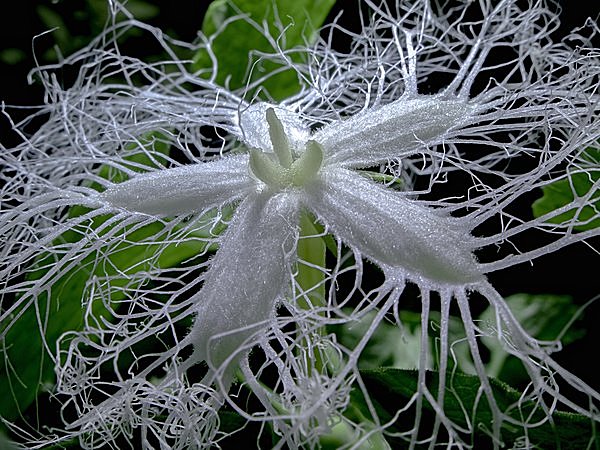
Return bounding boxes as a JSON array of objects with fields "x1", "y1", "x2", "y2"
[
  {"x1": 96, "y1": 96, "x2": 481, "y2": 376},
  {"x1": 1, "y1": 0, "x2": 599, "y2": 448}
]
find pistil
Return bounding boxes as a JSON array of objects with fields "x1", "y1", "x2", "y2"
[{"x1": 249, "y1": 108, "x2": 324, "y2": 189}]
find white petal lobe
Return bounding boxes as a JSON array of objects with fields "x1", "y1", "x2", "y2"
[
  {"x1": 304, "y1": 168, "x2": 482, "y2": 284},
  {"x1": 98, "y1": 155, "x2": 254, "y2": 216},
  {"x1": 314, "y1": 96, "x2": 475, "y2": 168},
  {"x1": 187, "y1": 191, "x2": 300, "y2": 369}
]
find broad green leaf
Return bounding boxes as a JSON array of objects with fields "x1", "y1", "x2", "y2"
[
  {"x1": 352, "y1": 368, "x2": 599, "y2": 449},
  {"x1": 429, "y1": 295, "x2": 585, "y2": 383},
  {"x1": 0, "y1": 134, "x2": 224, "y2": 420},
  {"x1": 0, "y1": 225, "x2": 213, "y2": 420},
  {"x1": 532, "y1": 148, "x2": 600, "y2": 231},
  {"x1": 331, "y1": 309, "x2": 473, "y2": 372},
  {"x1": 36, "y1": 1, "x2": 159, "y2": 64},
  {"x1": 480, "y1": 294, "x2": 584, "y2": 383},
  {"x1": 193, "y1": 0, "x2": 336, "y2": 100}
]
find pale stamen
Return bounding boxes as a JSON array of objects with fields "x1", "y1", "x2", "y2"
[{"x1": 249, "y1": 108, "x2": 324, "y2": 189}]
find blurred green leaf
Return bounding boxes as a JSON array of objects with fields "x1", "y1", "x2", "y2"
[
  {"x1": 119, "y1": 0, "x2": 160, "y2": 20},
  {"x1": 193, "y1": 0, "x2": 336, "y2": 100},
  {"x1": 335, "y1": 293, "x2": 586, "y2": 388},
  {"x1": 352, "y1": 368, "x2": 600, "y2": 449},
  {"x1": 35, "y1": 0, "x2": 160, "y2": 64},
  {"x1": 36, "y1": 5, "x2": 71, "y2": 50},
  {"x1": 0, "y1": 432, "x2": 18, "y2": 450},
  {"x1": 0, "y1": 49, "x2": 27, "y2": 65},
  {"x1": 213, "y1": 404, "x2": 282, "y2": 448},
  {"x1": 480, "y1": 294, "x2": 584, "y2": 383},
  {"x1": 532, "y1": 147, "x2": 600, "y2": 231},
  {"x1": 331, "y1": 310, "x2": 426, "y2": 370}
]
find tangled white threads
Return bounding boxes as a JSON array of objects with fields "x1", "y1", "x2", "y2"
[{"x1": 1, "y1": 0, "x2": 599, "y2": 448}]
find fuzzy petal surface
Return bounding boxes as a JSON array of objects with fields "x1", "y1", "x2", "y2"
[
  {"x1": 314, "y1": 96, "x2": 475, "y2": 168},
  {"x1": 187, "y1": 190, "x2": 300, "y2": 368},
  {"x1": 304, "y1": 168, "x2": 483, "y2": 284},
  {"x1": 98, "y1": 155, "x2": 254, "y2": 215}
]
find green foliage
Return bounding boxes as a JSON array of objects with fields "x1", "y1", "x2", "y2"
[
  {"x1": 480, "y1": 294, "x2": 584, "y2": 384},
  {"x1": 332, "y1": 294, "x2": 585, "y2": 386},
  {"x1": 352, "y1": 368, "x2": 600, "y2": 449},
  {"x1": 331, "y1": 310, "x2": 426, "y2": 370},
  {"x1": 36, "y1": 0, "x2": 160, "y2": 62},
  {"x1": 532, "y1": 147, "x2": 600, "y2": 231},
  {"x1": 192, "y1": 0, "x2": 336, "y2": 100},
  {"x1": 0, "y1": 49, "x2": 26, "y2": 65},
  {"x1": 332, "y1": 294, "x2": 589, "y2": 447},
  {"x1": 0, "y1": 432, "x2": 17, "y2": 450}
]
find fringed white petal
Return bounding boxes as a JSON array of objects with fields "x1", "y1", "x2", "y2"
[
  {"x1": 97, "y1": 155, "x2": 253, "y2": 216},
  {"x1": 186, "y1": 190, "x2": 300, "y2": 370},
  {"x1": 314, "y1": 96, "x2": 476, "y2": 168},
  {"x1": 235, "y1": 103, "x2": 310, "y2": 152},
  {"x1": 304, "y1": 168, "x2": 482, "y2": 284}
]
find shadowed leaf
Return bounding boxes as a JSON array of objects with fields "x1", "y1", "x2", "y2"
[{"x1": 352, "y1": 368, "x2": 599, "y2": 449}]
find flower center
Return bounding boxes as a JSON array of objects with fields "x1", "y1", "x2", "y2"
[{"x1": 249, "y1": 108, "x2": 324, "y2": 189}]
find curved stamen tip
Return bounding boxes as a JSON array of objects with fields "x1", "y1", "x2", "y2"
[
  {"x1": 249, "y1": 148, "x2": 283, "y2": 187},
  {"x1": 290, "y1": 140, "x2": 324, "y2": 186},
  {"x1": 266, "y1": 107, "x2": 293, "y2": 168},
  {"x1": 249, "y1": 109, "x2": 325, "y2": 189},
  {"x1": 249, "y1": 140, "x2": 325, "y2": 189}
]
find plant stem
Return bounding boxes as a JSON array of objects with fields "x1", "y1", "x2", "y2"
[
  {"x1": 297, "y1": 212, "x2": 326, "y2": 310},
  {"x1": 296, "y1": 211, "x2": 327, "y2": 373}
]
